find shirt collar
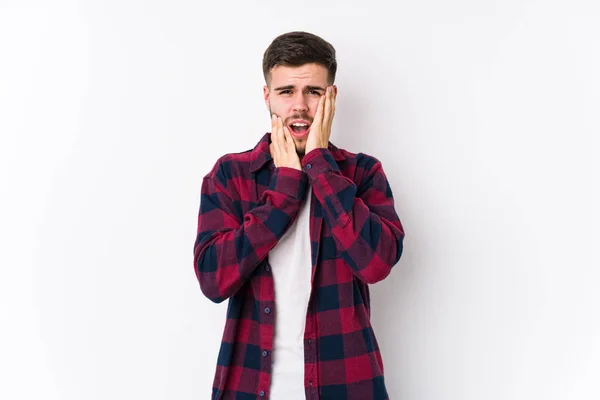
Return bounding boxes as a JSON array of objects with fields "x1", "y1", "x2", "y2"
[{"x1": 249, "y1": 132, "x2": 347, "y2": 173}]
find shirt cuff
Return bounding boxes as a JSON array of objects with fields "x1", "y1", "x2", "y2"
[{"x1": 300, "y1": 148, "x2": 341, "y2": 178}]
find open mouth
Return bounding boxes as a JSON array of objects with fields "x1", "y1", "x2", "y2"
[{"x1": 288, "y1": 121, "x2": 311, "y2": 138}]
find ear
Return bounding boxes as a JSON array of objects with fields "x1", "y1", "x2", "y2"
[
  {"x1": 332, "y1": 85, "x2": 338, "y2": 98},
  {"x1": 263, "y1": 85, "x2": 270, "y2": 109}
]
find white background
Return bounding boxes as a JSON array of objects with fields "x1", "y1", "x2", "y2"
[{"x1": 1, "y1": 0, "x2": 598, "y2": 399}]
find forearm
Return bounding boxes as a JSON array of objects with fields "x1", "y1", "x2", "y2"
[
  {"x1": 302, "y1": 148, "x2": 404, "y2": 284},
  {"x1": 194, "y1": 166, "x2": 308, "y2": 302}
]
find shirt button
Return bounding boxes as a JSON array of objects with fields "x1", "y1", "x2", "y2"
[
  {"x1": 265, "y1": 265, "x2": 270, "y2": 272},
  {"x1": 309, "y1": 381, "x2": 313, "y2": 387},
  {"x1": 260, "y1": 390, "x2": 265, "y2": 397},
  {"x1": 262, "y1": 350, "x2": 268, "y2": 357},
  {"x1": 308, "y1": 338, "x2": 312, "y2": 344},
  {"x1": 305, "y1": 163, "x2": 312, "y2": 170},
  {"x1": 264, "y1": 307, "x2": 271, "y2": 314}
]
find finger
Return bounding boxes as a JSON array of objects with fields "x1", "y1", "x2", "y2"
[
  {"x1": 271, "y1": 113, "x2": 277, "y2": 131},
  {"x1": 271, "y1": 114, "x2": 280, "y2": 160},
  {"x1": 329, "y1": 87, "x2": 336, "y2": 129},
  {"x1": 283, "y1": 125, "x2": 295, "y2": 151},
  {"x1": 271, "y1": 114, "x2": 278, "y2": 144},
  {"x1": 277, "y1": 116, "x2": 286, "y2": 147},
  {"x1": 313, "y1": 93, "x2": 325, "y2": 128},
  {"x1": 324, "y1": 87, "x2": 332, "y2": 127}
]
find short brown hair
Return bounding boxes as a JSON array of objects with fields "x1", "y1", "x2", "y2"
[{"x1": 262, "y1": 31, "x2": 337, "y2": 86}]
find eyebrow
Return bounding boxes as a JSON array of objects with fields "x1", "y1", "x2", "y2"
[{"x1": 273, "y1": 85, "x2": 326, "y2": 92}]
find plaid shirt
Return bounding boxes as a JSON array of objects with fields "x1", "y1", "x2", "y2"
[{"x1": 193, "y1": 132, "x2": 405, "y2": 399}]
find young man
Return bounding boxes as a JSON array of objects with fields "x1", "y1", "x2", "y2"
[{"x1": 193, "y1": 31, "x2": 405, "y2": 400}]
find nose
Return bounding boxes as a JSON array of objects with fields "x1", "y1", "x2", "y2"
[{"x1": 292, "y1": 93, "x2": 309, "y2": 113}]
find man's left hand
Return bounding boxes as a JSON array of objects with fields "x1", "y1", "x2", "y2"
[{"x1": 305, "y1": 85, "x2": 336, "y2": 155}]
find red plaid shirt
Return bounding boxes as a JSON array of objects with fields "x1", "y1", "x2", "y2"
[{"x1": 193, "y1": 132, "x2": 405, "y2": 399}]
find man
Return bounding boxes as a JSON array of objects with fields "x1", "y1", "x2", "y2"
[{"x1": 193, "y1": 31, "x2": 405, "y2": 400}]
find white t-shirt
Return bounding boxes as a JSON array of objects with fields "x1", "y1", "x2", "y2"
[{"x1": 267, "y1": 184, "x2": 313, "y2": 399}]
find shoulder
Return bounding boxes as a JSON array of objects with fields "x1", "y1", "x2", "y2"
[{"x1": 202, "y1": 148, "x2": 254, "y2": 190}]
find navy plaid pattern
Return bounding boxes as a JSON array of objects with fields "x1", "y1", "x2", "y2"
[{"x1": 194, "y1": 132, "x2": 405, "y2": 399}]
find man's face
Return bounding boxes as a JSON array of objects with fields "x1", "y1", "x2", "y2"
[{"x1": 263, "y1": 63, "x2": 337, "y2": 156}]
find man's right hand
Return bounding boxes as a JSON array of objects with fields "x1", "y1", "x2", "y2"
[{"x1": 269, "y1": 114, "x2": 302, "y2": 171}]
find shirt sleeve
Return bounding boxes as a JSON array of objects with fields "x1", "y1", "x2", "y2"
[
  {"x1": 193, "y1": 162, "x2": 309, "y2": 303},
  {"x1": 301, "y1": 148, "x2": 405, "y2": 284}
]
